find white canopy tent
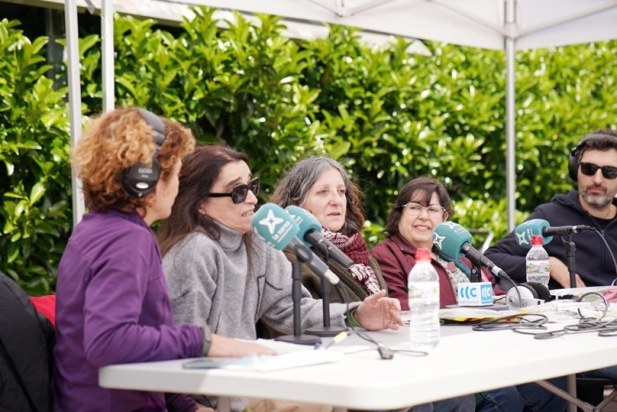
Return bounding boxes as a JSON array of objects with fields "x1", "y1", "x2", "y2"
[{"x1": 62, "y1": 0, "x2": 617, "y2": 230}]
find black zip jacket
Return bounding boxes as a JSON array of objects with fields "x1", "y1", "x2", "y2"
[
  {"x1": 0, "y1": 271, "x2": 54, "y2": 412},
  {"x1": 484, "y1": 190, "x2": 617, "y2": 288}
]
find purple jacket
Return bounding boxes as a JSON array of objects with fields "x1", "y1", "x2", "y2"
[{"x1": 53, "y1": 210, "x2": 203, "y2": 412}]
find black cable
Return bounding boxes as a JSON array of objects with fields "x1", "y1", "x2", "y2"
[
  {"x1": 591, "y1": 229, "x2": 617, "y2": 286},
  {"x1": 576, "y1": 292, "x2": 608, "y2": 320},
  {"x1": 513, "y1": 328, "x2": 566, "y2": 339},
  {"x1": 497, "y1": 271, "x2": 524, "y2": 310},
  {"x1": 472, "y1": 292, "x2": 616, "y2": 339},
  {"x1": 471, "y1": 313, "x2": 549, "y2": 332}
]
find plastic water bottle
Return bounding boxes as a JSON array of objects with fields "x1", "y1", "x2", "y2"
[
  {"x1": 408, "y1": 248, "x2": 440, "y2": 349},
  {"x1": 526, "y1": 235, "x2": 550, "y2": 287}
]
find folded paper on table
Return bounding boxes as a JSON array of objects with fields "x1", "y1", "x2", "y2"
[{"x1": 439, "y1": 307, "x2": 520, "y2": 324}]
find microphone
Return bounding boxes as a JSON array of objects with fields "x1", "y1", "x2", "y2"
[
  {"x1": 514, "y1": 219, "x2": 596, "y2": 248},
  {"x1": 251, "y1": 203, "x2": 340, "y2": 285},
  {"x1": 284, "y1": 206, "x2": 354, "y2": 268},
  {"x1": 433, "y1": 222, "x2": 508, "y2": 280}
]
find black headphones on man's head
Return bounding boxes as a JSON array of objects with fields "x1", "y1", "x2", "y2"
[
  {"x1": 568, "y1": 132, "x2": 617, "y2": 182},
  {"x1": 121, "y1": 108, "x2": 166, "y2": 198}
]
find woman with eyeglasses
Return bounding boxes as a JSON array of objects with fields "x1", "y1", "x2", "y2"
[
  {"x1": 157, "y1": 145, "x2": 403, "y2": 412},
  {"x1": 370, "y1": 177, "x2": 566, "y2": 412},
  {"x1": 369, "y1": 177, "x2": 498, "y2": 309}
]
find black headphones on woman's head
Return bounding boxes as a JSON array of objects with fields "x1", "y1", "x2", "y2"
[{"x1": 120, "y1": 108, "x2": 166, "y2": 198}]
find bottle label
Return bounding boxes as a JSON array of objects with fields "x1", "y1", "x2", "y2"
[
  {"x1": 408, "y1": 282, "x2": 439, "y2": 301},
  {"x1": 526, "y1": 260, "x2": 550, "y2": 286},
  {"x1": 526, "y1": 260, "x2": 550, "y2": 274}
]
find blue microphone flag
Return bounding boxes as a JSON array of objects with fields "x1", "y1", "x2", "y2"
[
  {"x1": 251, "y1": 203, "x2": 299, "y2": 250},
  {"x1": 433, "y1": 222, "x2": 473, "y2": 261},
  {"x1": 514, "y1": 219, "x2": 554, "y2": 249},
  {"x1": 285, "y1": 206, "x2": 322, "y2": 248}
]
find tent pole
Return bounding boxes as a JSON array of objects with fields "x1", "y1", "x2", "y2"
[
  {"x1": 102, "y1": 0, "x2": 115, "y2": 112},
  {"x1": 505, "y1": 0, "x2": 516, "y2": 232},
  {"x1": 64, "y1": 0, "x2": 85, "y2": 227},
  {"x1": 505, "y1": 39, "x2": 515, "y2": 232}
]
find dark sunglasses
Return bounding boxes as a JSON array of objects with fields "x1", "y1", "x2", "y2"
[
  {"x1": 580, "y1": 163, "x2": 617, "y2": 180},
  {"x1": 207, "y1": 177, "x2": 260, "y2": 204}
]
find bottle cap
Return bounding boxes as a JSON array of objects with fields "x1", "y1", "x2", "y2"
[
  {"x1": 415, "y1": 247, "x2": 432, "y2": 261},
  {"x1": 531, "y1": 235, "x2": 543, "y2": 246}
]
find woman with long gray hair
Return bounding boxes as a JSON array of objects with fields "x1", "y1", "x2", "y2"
[{"x1": 270, "y1": 156, "x2": 387, "y2": 303}]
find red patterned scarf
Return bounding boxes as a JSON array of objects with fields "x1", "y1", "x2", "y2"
[{"x1": 321, "y1": 227, "x2": 381, "y2": 295}]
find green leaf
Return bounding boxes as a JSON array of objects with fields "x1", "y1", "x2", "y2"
[{"x1": 29, "y1": 182, "x2": 46, "y2": 204}]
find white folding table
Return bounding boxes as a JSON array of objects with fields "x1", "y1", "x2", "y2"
[{"x1": 100, "y1": 323, "x2": 617, "y2": 411}]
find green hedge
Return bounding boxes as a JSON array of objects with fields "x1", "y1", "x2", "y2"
[
  {"x1": 1, "y1": 9, "x2": 616, "y2": 294},
  {"x1": 0, "y1": 19, "x2": 71, "y2": 294}
]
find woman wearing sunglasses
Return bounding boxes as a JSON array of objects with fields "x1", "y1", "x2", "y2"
[{"x1": 157, "y1": 145, "x2": 403, "y2": 412}]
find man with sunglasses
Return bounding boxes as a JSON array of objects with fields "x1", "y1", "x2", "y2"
[{"x1": 485, "y1": 129, "x2": 617, "y2": 289}]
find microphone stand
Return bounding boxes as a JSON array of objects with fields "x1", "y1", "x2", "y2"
[
  {"x1": 305, "y1": 248, "x2": 348, "y2": 337},
  {"x1": 275, "y1": 258, "x2": 321, "y2": 346},
  {"x1": 562, "y1": 235, "x2": 577, "y2": 289},
  {"x1": 470, "y1": 263, "x2": 482, "y2": 283}
]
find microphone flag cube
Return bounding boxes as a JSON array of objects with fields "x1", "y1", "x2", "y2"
[
  {"x1": 251, "y1": 203, "x2": 299, "y2": 250},
  {"x1": 457, "y1": 282, "x2": 493, "y2": 306},
  {"x1": 514, "y1": 219, "x2": 553, "y2": 248}
]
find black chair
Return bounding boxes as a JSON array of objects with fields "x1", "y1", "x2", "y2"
[{"x1": 576, "y1": 377, "x2": 617, "y2": 411}]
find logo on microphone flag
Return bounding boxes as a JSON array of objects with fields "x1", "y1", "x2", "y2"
[
  {"x1": 516, "y1": 230, "x2": 530, "y2": 246},
  {"x1": 286, "y1": 210, "x2": 302, "y2": 225},
  {"x1": 251, "y1": 204, "x2": 300, "y2": 250},
  {"x1": 258, "y1": 210, "x2": 295, "y2": 243},
  {"x1": 514, "y1": 219, "x2": 540, "y2": 246},
  {"x1": 433, "y1": 233, "x2": 445, "y2": 249},
  {"x1": 259, "y1": 209, "x2": 284, "y2": 234}
]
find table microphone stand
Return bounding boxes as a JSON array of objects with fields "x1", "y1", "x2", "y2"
[
  {"x1": 275, "y1": 258, "x2": 321, "y2": 346},
  {"x1": 305, "y1": 250, "x2": 348, "y2": 337},
  {"x1": 470, "y1": 263, "x2": 482, "y2": 283},
  {"x1": 562, "y1": 235, "x2": 578, "y2": 289}
]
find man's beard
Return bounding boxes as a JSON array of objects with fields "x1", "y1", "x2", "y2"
[{"x1": 581, "y1": 185, "x2": 612, "y2": 209}]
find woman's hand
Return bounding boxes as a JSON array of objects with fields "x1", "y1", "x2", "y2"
[
  {"x1": 354, "y1": 289, "x2": 403, "y2": 331},
  {"x1": 208, "y1": 334, "x2": 277, "y2": 357}
]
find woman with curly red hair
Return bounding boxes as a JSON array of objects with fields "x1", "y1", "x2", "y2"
[{"x1": 53, "y1": 108, "x2": 272, "y2": 412}]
